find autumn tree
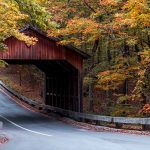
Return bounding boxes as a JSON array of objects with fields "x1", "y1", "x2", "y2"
[
  {"x1": 0, "y1": 0, "x2": 38, "y2": 51},
  {"x1": 0, "y1": 0, "x2": 150, "y2": 116},
  {"x1": 0, "y1": 0, "x2": 58, "y2": 51},
  {"x1": 47, "y1": 0, "x2": 150, "y2": 115}
]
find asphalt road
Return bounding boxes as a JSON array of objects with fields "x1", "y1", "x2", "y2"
[{"x1": 0, "y1": 89, "x2": 150, "y2": 150}]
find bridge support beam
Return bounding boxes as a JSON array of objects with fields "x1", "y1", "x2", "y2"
[{"x1": 78, "y1": 71, "x2": 83, "y2": 112}]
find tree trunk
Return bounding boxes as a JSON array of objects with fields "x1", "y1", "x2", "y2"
[
  {"x1": 123, "y1": 79, "x2": 128, "y2": 95},
  {"x1": 123, "y1": 42, "x2": 130, "y2": 57},
  {"x1": 19, "y1": 70, "x2": 22, "y2": 86},
  {"x1": 88, "y1": 82, "x2": 93, "y2": 112},
  {"x1": 148, "y1": 35, "x2": 150, "y2": 47},
  {"x1": 135, "y1": 44, "x2": 141, "y2": 62},
  {"x1": 106, "y1": 37, "x2": 112, "y2": 64},
  {"x1": 97, "y1": 46, "x2": 101, "y2": 63}
]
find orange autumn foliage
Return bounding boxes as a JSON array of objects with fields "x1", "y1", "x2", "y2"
[{"x1": 142, "y1": 104, "x2": 150, "y2": 114}]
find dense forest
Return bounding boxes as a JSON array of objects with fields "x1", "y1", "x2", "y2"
[{"x1": 0, "y1": 0, "x2": 150, "y2": 117}]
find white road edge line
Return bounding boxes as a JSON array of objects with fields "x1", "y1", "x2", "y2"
[
  {"x1": 0, "y1": 88, "x2": 52, "y2": 137},
  {"x1": 0, "y1": 88, "x2": 33, "y2": 112},
  {"x1": 0, "y1": 87, "x2": 54, "y2": 120},
  {"x1": 0, "y1": 114, "x2": 52, "y2": 137}
]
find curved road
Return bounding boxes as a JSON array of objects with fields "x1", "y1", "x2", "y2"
[{"x1": 0, "y1": 89, "x2": 150, "y2": 150}]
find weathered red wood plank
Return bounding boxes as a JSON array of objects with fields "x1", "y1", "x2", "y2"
[{"x1": 0, "y1": 29, "x2": 83, "y2": 71}]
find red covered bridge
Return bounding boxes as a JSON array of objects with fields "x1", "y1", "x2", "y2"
[{"x1": 0, "y1": 26, "x2": 89, "y2": 112}]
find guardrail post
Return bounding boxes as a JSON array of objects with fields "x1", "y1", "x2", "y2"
[
  {"x1": 115, "y1": 123, "x2": 123, "y2": 129},
  {"x1": 142, "y1": 125, "x2": 150, "y2": 131},
  {"x1": 95, "y1": 120, "x2": 101, "y2": 125},
  {"x1": 0, "y1": 122, "x2": 3, "y2": 130}
]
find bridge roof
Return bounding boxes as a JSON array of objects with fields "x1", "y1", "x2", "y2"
[{"x1": 20, "y1": 25, "x2": 90, "y2": 59}]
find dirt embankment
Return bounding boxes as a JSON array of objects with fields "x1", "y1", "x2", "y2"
[{"x1": 0, "y1": 65, "x2": 44, "y2": 104}]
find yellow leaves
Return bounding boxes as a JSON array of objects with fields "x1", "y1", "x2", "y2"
[
  {"x1": 121, "y1": 0, "x2": 150, "y2": 28},
  {"x1": 0, "y1": 60, "x2": 7, "y2": 68},
  {"x1": 13, "y1": 31, "x2": 38, "y2": 45},
  {"x1": 98, "y1": 70, "x2": 111, "y2": 76},
  {"x1": 47, "y1": 0, "x2": 78, "y2": 24},
  {"x1": 0, "y1": 0, "x2": 38, "y2": 49},
  {"x1": 126, "y1": 38, "x2": 138, "y2": 46},
  {"x1": 67, "y1": 18, "x2": 100, "y2": 36},
  {"x1": 95, "y1": 54, "x2": 138, "y2": 91},
  {"x1": 34, "y1": 0, "x2": 47, "y2": 4},
  {"x1": 112, "y1": 0, "x2": 150, "y2": 32},
  {"x1": 123, "y1": 0, "x2": 149, "y2": 11},
  {"x1": 96, "y1": 69, "x2": 131, "y2": 91},
  {"x1": 139, "y1": 49, "x2": 150, "y2": 57},
  {"x1": 138, "y1": 14, "x2": 150, "y2": 27},
  {"x1": 0, "y1": 1, "x2": 8, "y2": 7},
  {"x1": 100, "y1": 0, "x2": 118, "y2": 6},
  {"x1": 59, "y1": 38, "x2": 81, "y2": 46},
  {"x1": 95, "y1": 56, "x2": 138, "y2": 91},
  {"x1": 127, "y1": 66, "x2": 139, "y2": 72},
  {"x1": 139, "y1": 49, "x2": 150, "y2": 66},
  {"x1": 138, "y1": 69, "x2": 146, "y2": 77},
  {"x1": 48, "y1": 17, "x2": 101, "y2": 45},
  {"x1": 131, "y1": 49, "x2": 150, "y2": 103},
  {"x1": 142, "y1": 104, "x2": 150, "y2": 114}
]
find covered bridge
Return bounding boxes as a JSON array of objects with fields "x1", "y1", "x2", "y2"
[{"x1": 0, "y1": 26, "x2": 89, "y2": 112}]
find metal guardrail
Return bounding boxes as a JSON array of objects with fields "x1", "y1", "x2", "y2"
[
  {"x1": 0, "y1": 81, "x2": 150, "y2": 127},
  {"x1": 0, "y1": 122, "x2": 3, "y2": 130}
]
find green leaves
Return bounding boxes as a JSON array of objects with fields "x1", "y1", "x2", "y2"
[
  {"x1": 0, "y1": 0, "x2": 34, "y2": 50},
  {"x1": 0, "y1": 0, "x2": 59, "y2": 51},
  {"x1": 0, "y1": 60, "x2": 7, "y2": 68},
  {"x1": 15, "y1": 0, "x2": 58, "y2": 31}
]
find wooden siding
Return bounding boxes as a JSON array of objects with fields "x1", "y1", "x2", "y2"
[{"x1": 0, "y1": 29, "x2": 83, "y2": 71}]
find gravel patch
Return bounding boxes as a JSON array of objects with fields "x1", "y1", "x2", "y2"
[{"x1": 0, "y1": 135, "x2": 9, "y2": 144}]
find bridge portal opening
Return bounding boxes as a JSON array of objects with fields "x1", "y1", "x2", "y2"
[
  {"x1": 3, "y1": 60, "x2": 81, "y2": 112},
  {"x1": 0, "y1": 26, "x2": 89, "y2": 112}
]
